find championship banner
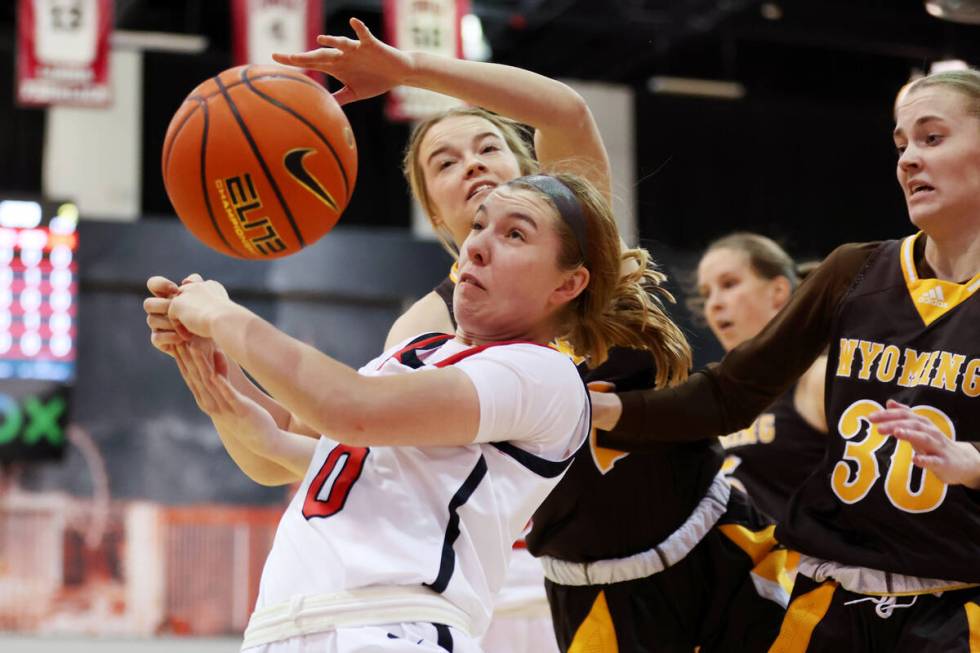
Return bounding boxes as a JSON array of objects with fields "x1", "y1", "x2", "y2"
[
  {"x1": 231, "y1": 0, "x2": 323, "y2": 74},
  {"x1": 16, "y1": 0, "x2": 113, "y2": 108},
  {"x1": 384, "y1": 0, "x2": 470, "y2": 121}
]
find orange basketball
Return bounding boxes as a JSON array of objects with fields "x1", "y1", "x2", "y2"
[{"x1": 161, "y1": 65, "x2": 357, "y2": 259}]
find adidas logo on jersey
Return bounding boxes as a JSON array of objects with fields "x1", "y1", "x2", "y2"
[{"x1": 918, "y1": 286, "x2": 949, "y2": 308}]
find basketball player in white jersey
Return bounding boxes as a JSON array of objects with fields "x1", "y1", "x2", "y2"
[{"x1": 146, "y1": 173, "x2": 682, "y2": 652}]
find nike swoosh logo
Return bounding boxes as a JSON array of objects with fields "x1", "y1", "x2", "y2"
[{"x1": 283, "y1": 148, "x2": 339, "y2": 212}]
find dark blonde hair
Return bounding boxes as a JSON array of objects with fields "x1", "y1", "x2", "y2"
[
  {"x1": 403, "y1": 107, "x2": 539, "y2": 255},
  {"x1": 510, "y1": 172, "x2": 691, "y2": 387},
  {"x1": 706, "y1": 232, "x2": 799, "y2": 289},
  {"x1": 901, "y1": 68, "x2": 980, "y2": 120}
]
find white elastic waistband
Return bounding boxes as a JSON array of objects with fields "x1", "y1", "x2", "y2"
[
  {"x1": 798, "y1": 555, "x2": 978, "y2": 596},
  {"x1": 539, "y1": 473, "x2": 731, "y2": 586},
  {"x1": 241, "y1": 586, "x2": 475, "y2": 649}
]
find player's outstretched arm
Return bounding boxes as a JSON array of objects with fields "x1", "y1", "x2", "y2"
[
  {"x1": 871, "y1": 399, "x2": 980, "y2": 489},
  {"x1": 173, "y1": 338, "x2": 315, "y2": 485},
  {"x1": 272, "y1": 17, "x2": 610, "y2": 201},
  {"x1": 145, "y1": 275, "x2": 318, "y2": 437},
  {"x1": 168, "y1": 279, "x2": 483, "y2": 447}
]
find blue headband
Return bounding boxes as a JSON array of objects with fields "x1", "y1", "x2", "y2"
[{"x1": 515, "y1": 175, "x2": 588, "y2": 263}]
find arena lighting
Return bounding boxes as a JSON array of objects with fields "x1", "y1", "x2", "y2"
[
  {"x1": 461, "y1": 14, "x2": 491, "y2": 61},
  {"x1": 647, "y1": 76, "x2": 746, "y2": 100},
  {"x1": 929, "y1": 58, "x2": 971, "y2": 73},
  {"x1": 924, "y1": 0, "x2": 980, "y2": 25},
  {"x1": 0, "y1": 201, "x2": 42, "y2": 229}
]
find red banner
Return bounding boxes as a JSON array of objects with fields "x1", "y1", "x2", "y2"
[
  {"x1": 384, "y1": 0, "x2": 470, "y2": 122},
  {"x1": 231, "y1": 0, "x2": 322, "y2": 75},
  {"x1": 17, "y1": 0, "x2": 113, "y2": 108}
]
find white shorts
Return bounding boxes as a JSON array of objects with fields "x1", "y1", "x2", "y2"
[{"x1": 241, "y1": 622, "x2": 480, "y2": 653}]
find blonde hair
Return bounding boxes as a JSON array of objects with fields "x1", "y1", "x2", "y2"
[
  {"x1": 510, "y1": 172, "x2": 692, "y2": 387},
  {"x1": 403, "y1": 107, "x2": 539, "y2": 256},
  {"x1": 706, "y1": 232, "x2": 799, "y2": 288},
  {"x1": 686, "y1": 232, "x2": 799, "y2": 322},
  {"x1": 900, "y1": 68, "x2": 980, "y2": 120}
]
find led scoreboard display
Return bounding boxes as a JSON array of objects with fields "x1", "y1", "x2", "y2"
[{"x1": 0, "y1": 198, "x2": 77, "y2": 462}]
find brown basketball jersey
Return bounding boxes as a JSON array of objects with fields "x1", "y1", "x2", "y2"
[
  {"x1": 721, "y1": 384, "x2": 827, "y2": 524},
  {"x1": 778, "y1": 235, "x2": 980, "y2": 582},
  {"x1": 430, "y1": 274, "x2": 725, "y2": 562}
]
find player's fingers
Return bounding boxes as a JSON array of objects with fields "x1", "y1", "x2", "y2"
[
  {"x1": 212, "y1": 372, "x2": 242, "y2": 413},
  {"x1": 146, "y1": 313, "x2": 175, "y2": 330},
  {"x1": 348, "y1": 17, "x2": 375, "y2": 42},
  {"x1": 147, "y1": 276, "x2": 179, "y2": 298},
  {"x1": 185, "y1": 344, "x2": 222, "y2": 408},
  {"x1": 181, "y1": 273, "x2": 204, "y2": 285},
  {"x1": 174, "y1": 346, "x2": 210, "y2": 410},
  {"x1": 150, "y1": 331, "x2": 183, "y2": 352},
  {"x1": 213, "y1": 349, "x2": 229, "y2": 378},
  {"x1": 143, "y1": 296, "x2": 171, "y2": 316},
  {"x1": 170, "y1": 318, "x2": 193, "y2": 341},
  {"x1": 889, "y1": 427, "x2": 942, "y2": 454},
  {"x1": 885, "y1": 398, "x2": 910, "y2": 410},
  {"x1": 875, "y1": 417, "x2": 924, "y2": 435},
  {"x1": 867, "y1": 407, "x2": 919, "y2": 424},
  {"x1": 912, "y1": 452, "x2": 944, "y2": 470},
  {"x1": 332, "y1": 87, "x2": 356, "y2": 106},
  {"x1": 187, "y1": 340, "x2": 216, "y2": 379},
  {"x1": 271, "y1": 52, "x2": 302, "y2": 66},
  {"x1": 317, "y1": 34, "x2": 357, "y2": 50}
]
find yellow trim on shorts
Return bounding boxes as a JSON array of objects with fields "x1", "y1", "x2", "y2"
[
  {"x1": 754, "y1": 548, "x2": 800, "y2": 597},
  {"x1": 718, "y1": 523, "x2": 778, "y2": 565},
  {"x1": 768, "y1": 581, "x2": 837, "y2": 653},
  {"x1": 966, "y1": 602, "x2": 980, "y2": 653},
  {"x1": 569, "y1": 590, "x2": 618, "y2": 653}
]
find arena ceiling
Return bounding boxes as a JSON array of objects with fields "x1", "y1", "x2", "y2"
[{"x1": 1, "y1": 1, "x2": 979, "y2": 101}]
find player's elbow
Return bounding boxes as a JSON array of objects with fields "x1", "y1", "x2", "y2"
[{"x1": 558, "y1": 89, "x2": 593, "y2": 132}]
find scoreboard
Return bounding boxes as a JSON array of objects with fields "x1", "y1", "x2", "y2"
[{"x1": 0, "y1": 198, "x2": 77, "y2": 462}]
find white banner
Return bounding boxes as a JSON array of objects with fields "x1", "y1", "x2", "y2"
[
  {"x1": 232, "y1": 0, "x2": 322, "y2": 70},
  {"x1": 17, "y1": 0, "x2": 113, "y2": 107},
  {"x1": 384, "y1": 0, "x2": 469, "y2": 121}
]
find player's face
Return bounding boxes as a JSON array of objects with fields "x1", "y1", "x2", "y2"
[
  {"x1": 894, "y1": 88, "x2": 980, "y2": 232},
  {"x1": 453, "y1": 187, "x2": 578, "y2": 342},
  {"x1": 419, "y1": 116, "x2": 523, "y2": 246},
  {"x1": 697, "y1": 247, "x2": 787, "y2": 352}
]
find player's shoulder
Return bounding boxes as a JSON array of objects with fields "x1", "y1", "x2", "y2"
[
  {"x1": 480, "y1": 341, "x2": 578, "y2": 367},
  {"x1": 823, "y1": 241, "x2": 885, "y2": 270},
  {"x1": 384, "y1": 291, "x2": 452, "y2": 350}
]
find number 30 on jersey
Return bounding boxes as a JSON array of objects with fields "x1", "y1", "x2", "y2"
[{"x1": 831, "y1": 399, "x2": 954, "y2": 513}]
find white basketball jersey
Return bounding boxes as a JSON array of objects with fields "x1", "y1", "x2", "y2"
[{"x1": 254, "y1": 334, "x2": 589, "y2": 635}]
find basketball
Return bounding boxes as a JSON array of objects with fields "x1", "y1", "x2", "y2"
[{"x1": 161, "y1": 65, "x2": 357, "y2": 259}]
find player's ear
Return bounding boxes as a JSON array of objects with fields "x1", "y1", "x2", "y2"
[
  {"x1": 553, "y1": 266, "x2": 590, "y2": 305},
  {"x1": 770, "y1": 275, "x2": 792, "y2": 310}
]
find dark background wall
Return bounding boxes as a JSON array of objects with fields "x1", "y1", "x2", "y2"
[
  {"x1": 1, "y1": 0, "x2": 979, "y2": 503},
  {"x1": 20, "y1": 220, "x2": 452, "y2": 504}
]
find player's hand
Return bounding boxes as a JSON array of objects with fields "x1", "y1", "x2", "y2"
[
  {"x1": 272, "y1": 17, "x2": 413, "y2": 106},
  {"x1": 168, "y1": 277, "x2": 232, "y2": 340},
  {"x1": 870, "y1": 399, "x2": 980, "y2": 489},
  {"x1": 589, "y1": 385, "x2": 623, "y2": 432},
  {"x1": 144, "y1": 275, "x2": 182, "y2": 355},
  {"x1": 174, "y1": 340, "x2": 276, "y2": 443}
]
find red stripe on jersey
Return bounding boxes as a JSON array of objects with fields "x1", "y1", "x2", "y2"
[
  {"x1": 377, "y1": 333, "x2": 454, "y2": 370},
  {"x1": 434, "y1": 340, "x2": 550, "y2": 368}
]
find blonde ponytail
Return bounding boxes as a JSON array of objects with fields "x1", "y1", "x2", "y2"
[{"x1": 514, "y1": 172, "x2": 692, "y2": 386}]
